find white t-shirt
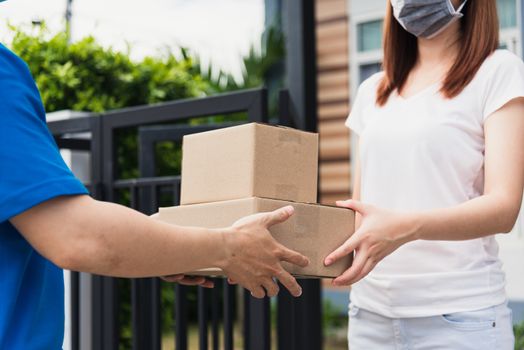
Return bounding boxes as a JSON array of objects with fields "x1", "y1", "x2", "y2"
[{"x1": 346, "y1": 49, "x2": 524, "y2": 318}]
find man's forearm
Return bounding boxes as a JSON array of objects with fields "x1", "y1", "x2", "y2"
[{"x1": 12, "y1": 195, "x2": 229, "y2": 277}]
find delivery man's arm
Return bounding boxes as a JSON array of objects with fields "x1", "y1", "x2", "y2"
[{"x1": 11, "y1": 194, "x2": 309, "y2": 299}]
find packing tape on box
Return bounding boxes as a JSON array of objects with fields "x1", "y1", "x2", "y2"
[{"x1": 278, "y1": 129, "x2": 302, "y2": 144}]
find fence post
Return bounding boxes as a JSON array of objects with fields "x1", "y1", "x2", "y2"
[{"x1": 281, "y1": 0, "x2": 322, "y2": 348}]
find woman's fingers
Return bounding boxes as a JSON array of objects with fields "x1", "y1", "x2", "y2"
[
  {"x1": 227, "y1": 277, "x2": 237, "y2": 285},
  {"x1": 332, "y1": 249, "x2": 367, "y2": 286},
  {"x1": 325, "y1": 233, "x2": 360, "y2": 266},
  {"x1": 346, "y1": 258, "x2": 376, "y2": 286},
  {"x1": 336, "y1": 199, "x2": 368, "y2": 215}
]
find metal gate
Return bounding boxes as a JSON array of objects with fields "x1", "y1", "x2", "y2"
[{"x1": 48, "y1": 88, "x2": 322, "y2": 350}]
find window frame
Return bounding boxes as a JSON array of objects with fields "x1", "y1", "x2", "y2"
[
  {"x1": 348, "y1": 11, "x2": 385, "y2": 190},
  {"x1": 357, "y1": 19, "x2": 384, "y2": 53},
  {"x1": 498, "y1": 0, "x2": 519, "y2": 30},
  {"x1": 349, "y1": 12, "x2": 384, "y2": 100},
  {"x1": 498, "y1": 0, "x2": 523, "y2": 56}
]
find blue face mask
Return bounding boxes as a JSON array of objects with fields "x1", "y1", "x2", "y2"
[{"x1": 390, "y1": 0, "x2": 468, "y2": 39}]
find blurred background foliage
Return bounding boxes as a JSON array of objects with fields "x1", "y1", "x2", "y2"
[
  {"x1": 10, "y1": 25, "x2": 207, "y2": 112},
  {"x1": 515, "y1": 321, "x2": 524, "y2": 350},
  {"x1": 10, "y1": 23, "x2": 284, "y2": 114}
]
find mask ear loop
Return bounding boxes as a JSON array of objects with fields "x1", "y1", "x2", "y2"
[
  {"x1": 447, "y1": 0, "x2": 468, "y2": 15},
  {"x1": 456, "y1": 0, "x2": 468, "y2": 14}
]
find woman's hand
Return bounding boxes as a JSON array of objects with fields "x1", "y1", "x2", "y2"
[
  {"x1": 161, "y1": 275, "x2": 214, "y2": 288},
  {"x1": 217, "y1": 205, "x2": 310, "y2": 299},
  {"x1": 324, "y1": 200, "x2": 417, "y2": 286}
]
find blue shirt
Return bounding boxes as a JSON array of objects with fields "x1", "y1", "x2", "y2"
[{"x1": 0, "y1": 44, "x2": 88, "y2": 349}]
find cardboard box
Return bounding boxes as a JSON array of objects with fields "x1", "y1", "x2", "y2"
[
  {"x1": 157, "y1": 197, "x2": 354, "y2": 278},
  {"x1": 180, "y1": 123, "x2": 319, "y2": 205}
]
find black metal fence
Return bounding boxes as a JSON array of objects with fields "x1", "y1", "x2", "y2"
[{"x1": 48, "y1": 88, "x2": 322, "y2": 350}]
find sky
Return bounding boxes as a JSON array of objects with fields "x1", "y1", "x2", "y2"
[{"x1": 0, "y1": 0, "x2": 265, "y2": 79}]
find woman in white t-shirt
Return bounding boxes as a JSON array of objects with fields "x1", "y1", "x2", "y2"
[{"x1": 324, "y1": 0, "x2": 524, "y2": 349}]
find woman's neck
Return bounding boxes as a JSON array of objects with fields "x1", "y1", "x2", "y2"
[{"x1": 416, "y1": 21, "x2": 462, "y2": 69}]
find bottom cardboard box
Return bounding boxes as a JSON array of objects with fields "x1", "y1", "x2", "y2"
[{"x1": 156, "y1": 197, "x2": 354, "y2": 278}]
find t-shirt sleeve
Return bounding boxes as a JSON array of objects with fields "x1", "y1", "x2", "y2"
[
  {"x1": 345, "y1": 73, "x2": 382, "y2": 135},
  {"x1": 482, "y1": 51, "x2": 524, "y2": 120},
  {"x1": 0, "y1": 48, "x2": 88, "y2": 223}
]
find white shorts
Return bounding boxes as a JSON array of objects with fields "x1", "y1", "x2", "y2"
[{"x1": 348, "y1": 302, "x2": 514, "y2": 350}]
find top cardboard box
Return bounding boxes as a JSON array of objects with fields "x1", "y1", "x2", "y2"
[{"x1": 180, "y1": 123, "x2": 319, "y2": 205}]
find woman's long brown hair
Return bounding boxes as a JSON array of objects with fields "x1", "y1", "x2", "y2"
[{"x1": 376, "y1": 0, "x2": 500, "y2": 106}]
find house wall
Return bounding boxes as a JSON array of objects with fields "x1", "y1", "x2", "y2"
[{"x1": 315, "y1": 0, "x2": 352, "y2": 205}]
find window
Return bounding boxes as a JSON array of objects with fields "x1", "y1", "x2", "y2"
[
  {"x1": 357, "y1": 20, "x2": 383, "y2": 52},
  {"x1": 359, "y1": 63, "x2": 382, "y2": 83},
  {"x1": 497, "y1": 0, "x2": 517, "y2": 29}
]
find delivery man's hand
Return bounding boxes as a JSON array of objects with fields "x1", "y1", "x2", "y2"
[
  {"x1": 217, "y1": 205, "x2": 309, "y2": 299},
  {"x1": 12, "y1": 196, "x2": 307, "y2": 296},
  {"x1": 161, "y1": 275, "x2": 215, "y2": 288}
]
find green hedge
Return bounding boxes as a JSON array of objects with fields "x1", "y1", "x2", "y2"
[
  {"x1": 515, "y1": 320, "x2": 524, "y2": 350},
  {"x1": 10, "y1": 25, "x2": 208, "y2": 113}
]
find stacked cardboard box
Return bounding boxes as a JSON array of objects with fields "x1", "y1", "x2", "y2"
[{"x1": 156, "y1": 123, "x2": 354, "y2": 278}]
